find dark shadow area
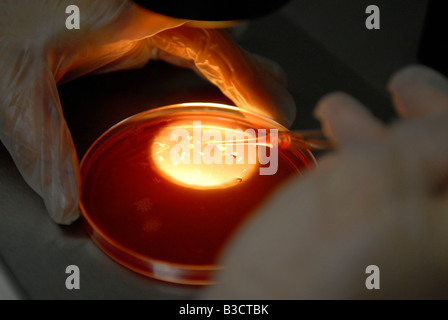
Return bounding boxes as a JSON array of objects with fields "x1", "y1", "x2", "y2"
[
  {"x1": 236, "y1": 13, "x2": 396, "y2": 130},
  {"x1": 56, "y1": 218, "x2": 89, "y2": 240},
  {"x1": 418, "y1": 0, "x2": 448, "y2": 76}
]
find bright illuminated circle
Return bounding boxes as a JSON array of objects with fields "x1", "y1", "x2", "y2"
[{"x1": 150, "y1": 121, "x2": 259, "y2": 189}]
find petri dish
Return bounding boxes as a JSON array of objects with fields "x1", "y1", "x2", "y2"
[{"x1": 79, "y1": 102, "x2": 316, "y2": 285}]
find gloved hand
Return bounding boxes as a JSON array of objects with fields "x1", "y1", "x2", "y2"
[
  {"x1": 204, "y1": 65, "x2": 448, "y2": 299},
  {"x1": 0, "y1": 0, "x2": 295, "y2": 224}
]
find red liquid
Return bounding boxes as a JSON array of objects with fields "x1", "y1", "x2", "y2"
[{"x1": 80, "y1": 113, "x2": 314, "y2": 284}]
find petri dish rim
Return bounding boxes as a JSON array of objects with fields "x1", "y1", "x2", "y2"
[{"x1": 79, "y1": 102, "x2": 316, "y2": 285}]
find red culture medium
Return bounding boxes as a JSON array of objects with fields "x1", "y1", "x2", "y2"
[{"x1": 80, "y1": 103, "x2": 315, "y2": 285}]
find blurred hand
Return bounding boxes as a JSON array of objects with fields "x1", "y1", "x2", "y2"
[
  {"x1": 204, "y1": 65, "x2": 448, "y2": 299},
  {"x1": 0, "y1": 0, "x2": 295, "y2": 224}
]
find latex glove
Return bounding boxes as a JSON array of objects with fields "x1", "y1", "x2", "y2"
[
  {"x1": 204, "y1": 65, "x2": 448, "y2": 299},
  {"x1": 0, "y1": 0, "x2": 295, "y2": 224}
]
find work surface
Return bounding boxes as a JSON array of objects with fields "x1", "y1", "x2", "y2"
[{"x1": 0, "y1": 2, "x2": 424, "y2": 299}]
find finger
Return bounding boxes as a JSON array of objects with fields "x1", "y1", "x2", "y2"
[
  {"x1": 388, "y1": 65, "x2": 448, "y2": 119},
  {"x1": 149, "y1": 26, "x2": 296, "y2": 127},
  {"x1": 1, "y1": 54, "x2": 80, "y2": 224},
  {"x1": 151, "y1": 46, "x2": 207, "y2": 80},
  {"x1": 313, "y1": 92, "x2": 387, "y2": 148},
  {"x1": 55, "y1": 39, "x2": 155, "y2": 83},
  {"x1": 53, "y1": 2, "x2": 187, "y2": 82},
  {"x1": 152, "y1": 49, "x2": 288, "y2": 88}
]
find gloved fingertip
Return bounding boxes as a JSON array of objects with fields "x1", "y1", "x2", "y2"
[
  {"x1": 388, "y1": 64, "x2": 448, "y2": 118},
  {"x1": 313, "y1": 92, "x2": 359, "y2": 122},
  {"x1": 51, "y1": 207, "x2": 80, "y2": 225},
  {"x1": 388, "y1": 64, "x2": 448, "y2": 94},
  {"x1": 41, "y1": 154, "x2": 81, "y2": 225},
  {"x1": 314, "y1": 92, "x2": 385, "y2": 147},
  {"x1": 45, "y1": 190, "x2": 80, "y2": 225}
]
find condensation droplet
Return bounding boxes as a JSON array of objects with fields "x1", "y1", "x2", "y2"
[{"x1": 236, "y1": 178, "x2": 243, "y2": 183}]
